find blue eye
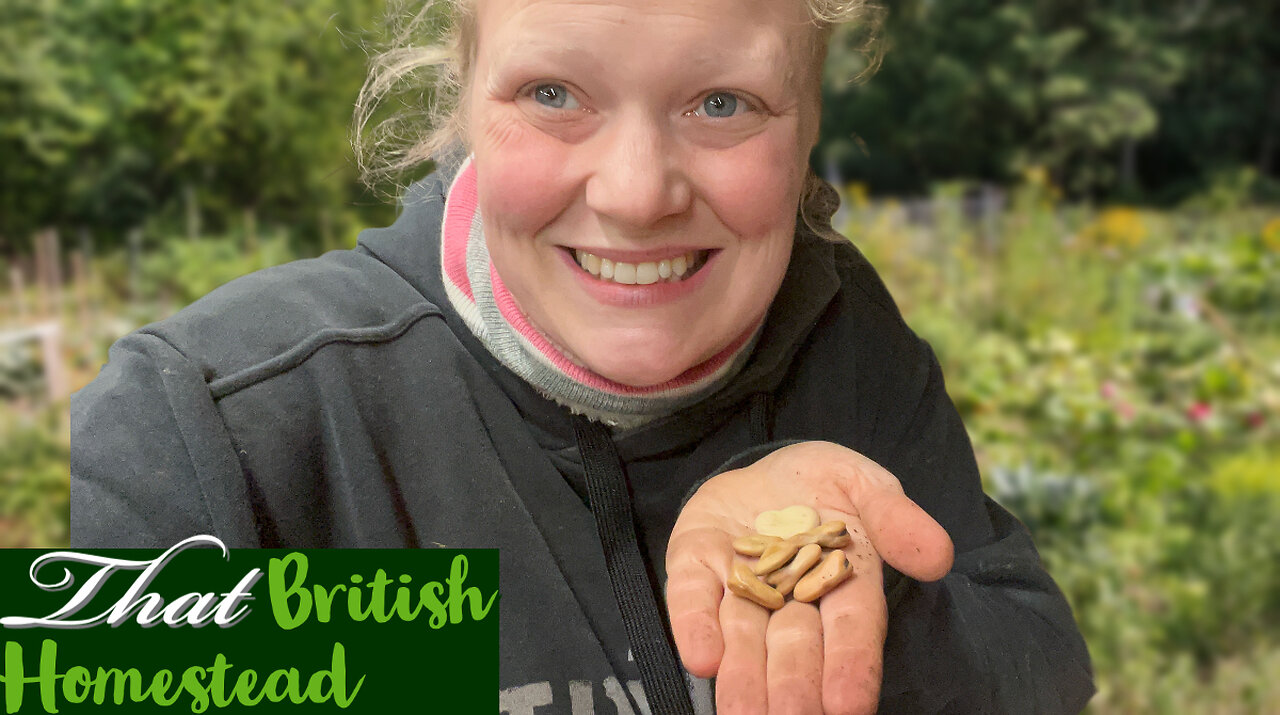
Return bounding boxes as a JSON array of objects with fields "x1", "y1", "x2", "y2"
[
  {"x1": 702, "y1": 92, "x2": 740, "y2": 118},
  {"x1": 532, "y1": 83, "x2": 579, "y2": 110}
]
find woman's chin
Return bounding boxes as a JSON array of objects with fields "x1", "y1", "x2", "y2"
[{"x1": 578, "y1": 347, "x2": 699, "y2": 389}]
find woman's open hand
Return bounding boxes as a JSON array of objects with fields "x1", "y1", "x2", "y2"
[{"x1": 665, "y1": 441, "x2": 954, "y2": 714}]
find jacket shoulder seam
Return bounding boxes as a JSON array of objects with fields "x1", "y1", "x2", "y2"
[{"x1": 206, "y1": 302, "x2": 443, "y2": 399}]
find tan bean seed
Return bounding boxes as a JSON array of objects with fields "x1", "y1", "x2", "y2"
[
  {"x1": 789, "y1": 521, "x2": 852, "y2": 549},
  {"x1": 754, "y1": 505, "x2": 821, "y2": 539},
  {"x1": 753, "y1": 539, "x2": 800, "y2": 576},
  {"x1": 728, "y1": 562, "x2": 785, "y2": 610},
  {"x1": 732, "y1": 533, "x2": 782, "y2": 557},
  {"x1": 765, "y1": 543, "x2": 823, "y2": 597},
  {"x1": 793, "y1": 549, "x2": 854, "y2": 603}
]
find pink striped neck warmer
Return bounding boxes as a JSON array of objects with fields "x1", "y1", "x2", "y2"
[{"x1": 440, "y1": 157, "x2": 762, "y2": 430}]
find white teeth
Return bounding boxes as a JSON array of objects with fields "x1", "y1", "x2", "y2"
[
  {"x1": 672, "y1": 254, "x2": 688, "y2": 277},
  {"x1": 612, "y1": 262, "x2": 637, "y2": 284},
  {"x1": 635, "y1": 262, "x2": 660, "y2": 285},
  {"x1": 572, "y1": 250, "x2": 706, "y2": 285}
]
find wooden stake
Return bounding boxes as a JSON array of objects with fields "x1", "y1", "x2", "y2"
[
  {"x1": 37, "y1": 322, "x2": 68, "y2": 402},
  {"x1": 44, "y1": 230, "x2": 63, "y2": 319},
  {"x1": 71, "y1": 250, "x2": 90, "y2": 341},
  {"x1": 34, "y1": 230, "x2": 49, "y2": 317},
  {"x1": 128, "y1": 227, "x2": 142, "y2": 301},
  {"x1": 44, "y1": 229, "x2": 63, "y2": 290},
  {"x1": 9, "y1": 264, "x2": 26, "y2": 321}
]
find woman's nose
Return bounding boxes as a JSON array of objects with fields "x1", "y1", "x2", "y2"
[{"x1": 584, "y1": 114, "x2": 692, "y2": 229}]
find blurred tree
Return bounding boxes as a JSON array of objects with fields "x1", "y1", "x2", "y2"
[
  {"x1": 2, "y1": 0, "x2": 1274, "y2": 238},
  {"x1": 0, "y1": 1, "x2": 111, "y2": 251},
  {"x1": 817, "y1": 0, "x2": 1223, "y2": 199},
  {"x1": 0, "y1": 0, "x2": 392, "y2": 254},
  {"x1": 1138, "y1": 0, "x2": 1280, "y2": 201}
]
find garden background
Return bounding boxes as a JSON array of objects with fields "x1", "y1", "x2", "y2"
[{"x1": 2, "y1": 1, "x2": 1278, "y2": 712}]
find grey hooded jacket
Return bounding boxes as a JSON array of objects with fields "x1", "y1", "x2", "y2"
[{"x1": 71, "y1": 172, "x2": 1094, "y2": 713}]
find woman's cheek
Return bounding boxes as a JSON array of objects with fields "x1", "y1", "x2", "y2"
[
  {"x1": 474, "y1": 118, "x2": 576, "y2": 234},
  {"x1": 697, "y1": 134, "x2": 804, "y2": 235}
]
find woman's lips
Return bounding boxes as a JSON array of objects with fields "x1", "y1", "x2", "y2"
[{"x1": 556, "y1": 247, "x2": 719, "y2": 307}]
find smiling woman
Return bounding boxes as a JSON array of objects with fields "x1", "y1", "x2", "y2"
[
  {"x1": 72, "y1": 0, "x2": 1095, "y2": 713},
  {"x1": 468, "y1": 0, "x2": 811, "y2": 388}
]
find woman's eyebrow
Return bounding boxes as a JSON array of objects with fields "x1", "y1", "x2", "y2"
[
  {"x1": 680, "y1": 37, "x2": 798, "y2": 82},
  {"x1": 487, "y1": 41, "x2": 599, "y2": 74}
]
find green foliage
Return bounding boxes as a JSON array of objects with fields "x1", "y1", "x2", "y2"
[
  {"x1": 138, "y1": 233, "x2": 297, "y2": 306},
  {"x1": 0, "y1": 342, "x2": 44, "y2": 401},
  {"x1": 0, "y1": 409, "x2": 69, "y2": 547},
  {"x1": 848, "y1": 194, "x2": 1280, "y2": 712},
  {"x1": 1207, "y1": 450, "x2": 1280, "y2": 501},
  {"x1": 0, "y1": 0, "x2": 396, "y2": 251},
  {"x1": 820, "y1": 0, "x2": 1276, "y2": 201}
]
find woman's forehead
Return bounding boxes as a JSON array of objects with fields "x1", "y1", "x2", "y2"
[
  {"x1": 474, "y1": 0, "x2": 817, "y2": 81},
  {"x1": 475, "y1": 0, "x2": 814, "y2": 49},
  {"x1": 477, "y1": 0, "x2": 811, "y2": 19}
]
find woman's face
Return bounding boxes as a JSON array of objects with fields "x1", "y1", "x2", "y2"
[{"x1": 467, "y1": 0, "x2": 820, "y2": 387}]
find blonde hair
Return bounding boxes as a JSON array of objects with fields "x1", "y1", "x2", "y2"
[{"x1": 352, "y1": 0, "x2": 882, "y2": 238}]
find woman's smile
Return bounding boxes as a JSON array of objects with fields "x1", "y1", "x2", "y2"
[
  {"x1": 554, "y1": 244, "x2": 720, "y2": 310},
  {"x1": 564, "y1": 247, "x2": 713, "y2": 284}
]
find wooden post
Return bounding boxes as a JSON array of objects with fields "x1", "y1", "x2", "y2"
[
  {"x1": 78, "y1": 226, "x2": 93, "y2": 280},
  {"x1": 128, "y1": 227, "x2": 142, "y2": 301},
  {"x1": 44, "y1": 230, "x2": 63, "y2": 288},
  {"x1": 37, "y1": 322, "x2": 68, "y2": 402},
  {"x1": 43, "y1": 230, "x2": 63, "y2": 318},
  {"x1": 9, "y1": 264, "x2": 26, "y2": 321},
  {"x1": 34, "y1": 230, "x2": 49, "y2": 317},
  {"x1": 72, "y1": 250, "x2": 91, "y2": 341}
]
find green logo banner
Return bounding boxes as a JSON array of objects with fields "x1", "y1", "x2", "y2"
[{"x1": 0, "y1": 538, "x2": 498, "y2": 712}]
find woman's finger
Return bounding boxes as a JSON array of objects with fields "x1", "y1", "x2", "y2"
[
  {"x1": 775, "y1": 442, "x2": 954, "y2": 582},
  {"x1": 850, "y1": 475, "x2": 954, "y2": 582},
  {"x1": 817, "y1": 532, "x2": 888, "y2": 715},
  {"x1": 715, "y1": 592, "x2": 771, "y2": 715},
  {"x1": 666, "y1": 527, "x2": 733, "y2": 677},
  {"x1": 765, "y1": 601, "x2": 825, "y2": 714}
]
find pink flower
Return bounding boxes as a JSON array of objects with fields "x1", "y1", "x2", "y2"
[
  {"x1": 1186, "y1": 402, "x2": 1212, "y2": 423},
  {"x1": 1117, "y1": 401, "x2": 1136, "y2": 421},
  {"x1": 1100, "y1": 381, "x2": 1118, "y2": 399}
]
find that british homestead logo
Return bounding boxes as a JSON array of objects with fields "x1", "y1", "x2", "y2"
[{"x1": 0, "y1": 537, "x2": 497, "y2": 712}]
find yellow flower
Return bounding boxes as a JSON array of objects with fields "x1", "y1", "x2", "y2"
[
  {"x1": 843, "y1": 182, "x2": 870, "y2": 210},
  {"x1": 1081, "y1": 207, "x2": 1147, "y2": 252},
  {"x1": 1262, "y1": 217, "x2": 1280, "y2": 251}
]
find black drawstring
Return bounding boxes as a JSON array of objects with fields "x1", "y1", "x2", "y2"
[
  {"x1": 572, "y1": 416, "x2": 696, "y2": 715},
  {"x1": 749, "y1": 392, "x2": 775, "y2": 444}
]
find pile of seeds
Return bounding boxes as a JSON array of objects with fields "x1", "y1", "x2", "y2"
[{"x1": 727, "y1": 505, "x2": 854, "y2": 610}]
